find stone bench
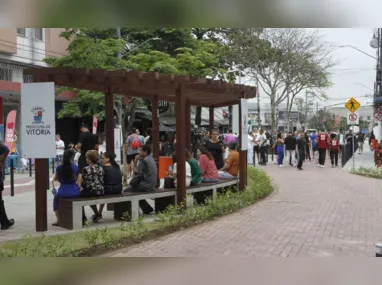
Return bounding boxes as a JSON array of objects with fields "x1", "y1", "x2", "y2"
[
  {"x1": 58, "y1": 177, "x2": 238, "y2": 230},
  {"x1": 58, "y1": 189, "x2": 177, "y2": 230}
]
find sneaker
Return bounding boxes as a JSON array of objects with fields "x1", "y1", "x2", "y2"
[
  {"x1": 331, "y1": 165, "x2": 334, "y2": 168},
  {"x1": 279, "y1": 165, "x2": 284, "y2": 167},
  {"x1": 320, "y1": 165, "x2": 324, "y2": 168}
]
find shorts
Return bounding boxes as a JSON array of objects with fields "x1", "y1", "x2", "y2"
[
  {"x1": 312, "y1": 146, "x2": 318, "y2": 152},
  {"x1": 254, "y1": 145, "x2": 260, "y2": 153},
  {"x1": 126, "y1": 154, "x2": 137, "y2": 164},
  {"x1": 358, "y1": 142, "x2": 364, "y2": 147}
]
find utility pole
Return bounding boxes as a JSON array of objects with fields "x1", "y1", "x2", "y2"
[{"x1": 117, "y1": 27, "x2": 122, "y2": 59}]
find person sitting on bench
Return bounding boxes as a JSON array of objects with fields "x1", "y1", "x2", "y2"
[
  {"x1": 218, "y1": 142, "x2": 239, "y2": 179},
  {"x1": 197, "y1": 146, "x2": 219, "y2": 183},
  {"x1": 96, "y1": 151, "x2": 123, "y2": 219},
  {"x1": 77, "y1": 150, "x2": 105, "y2": 224},
  {"x1": 171, "y1": 152, "x2": 192, "y2": 188},
  {"x1": 123, "y1": 144, "x2": 155, "y2": 214},
  {"x1": 52, "y1": 150, "x2": 81, "y2": 226},
  {"x1": 185, "y1": 149, "x2": 202, "y2": 186}
]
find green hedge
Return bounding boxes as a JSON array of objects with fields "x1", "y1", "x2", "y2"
[
  {"x1": 0, "y1": 166, "x2": 273, "y2": 257},
  {"x1": 351, "y1": 166, "x2": 382, "y2": 179}
]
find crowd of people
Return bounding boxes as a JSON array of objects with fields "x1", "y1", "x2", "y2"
[
  {"x1": 50, "y1": 125, "x2": 240, "y2": 228},
  {"x1": 247, "y1": 128, "x2": 369, "y2": 170}
]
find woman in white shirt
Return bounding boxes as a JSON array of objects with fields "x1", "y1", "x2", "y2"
[
  {"x1": 247, "y1": 132, "x2": 255, "y2": 165},
  {"x1": 171, "y1": 152, "x2": 192, "y2": 187}
]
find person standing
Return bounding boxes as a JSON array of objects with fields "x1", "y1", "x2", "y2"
[
  {"x1": 284, "y1": 132, "x2": 297, "y2": 167},
  {"x1": 304, "y1": 132, "x2": 311, "y2": 162},
  {"x1": 275, "y1": 133, "x2": 285, "y2": 167},
  {"x1": 317, "y1": 129, "x2": 329, "y2": 168},
  {"x1": 296, "y1": 132, "x2": 306, "y2": 170},
  {"x1": 339, "y1": 130, "x2": 345, "y2": 156},
  {"x1": 55, "y1": 134, "x2": 65, "y2": 164},
  {"x1": 202, "y1": 129, "x2": 225, "y2": 170},
  {"x1": 257, "y1": 130, "x2": 268, "y2": 165},
  {"x1": 310, "y1": 130, "x2": 318, "y2": 163},
  {"x1": 0, "y1": 141, "x2": 14, "y2": 230},
  {"x1": 369, "y1": 131, "x2": 376, "y2": 151},
  {"x1": 76, "y1": 124, "x2": 99, "y2": 173},
  {"x1": 247, "y1": 132, "x2": 255, "y2": 165},
  {"x1": 329, "y1": 135, "x2": 340, "y2": 168},
  {"x1": 126, "y1": 128, "x2": 143, "y2": 178},
  {"x1": 357, "y1": 131, "x2": 365, "y2": 155}
]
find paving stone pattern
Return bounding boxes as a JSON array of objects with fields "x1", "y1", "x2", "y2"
[{"x1": 107, "y1": 160, "x2": 382, "y2": 257}]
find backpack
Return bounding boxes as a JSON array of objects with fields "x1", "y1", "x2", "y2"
[{"x1": 131, "y1": 135, "x2": 141, "y2": 149}]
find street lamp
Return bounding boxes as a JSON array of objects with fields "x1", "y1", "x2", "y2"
[
  {"x1": 123, "y1": 37, "x2": 160, "y2": 56},
  {"x1": 338, "y1": 45, "x2": 377, "y2": 60}
]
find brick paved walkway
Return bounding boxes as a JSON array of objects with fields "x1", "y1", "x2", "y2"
[{"x1": 106, "y1": 161, "x2": 382, "y2": 257}]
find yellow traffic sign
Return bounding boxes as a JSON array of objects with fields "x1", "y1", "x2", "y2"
[{"x1": 345, "y1": 97, "x2": 360, "y2": 112}]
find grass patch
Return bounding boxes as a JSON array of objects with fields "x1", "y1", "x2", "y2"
[
  {"x1": 0, "y1": 166, "x2": 272, "y2": 257},
  {"x1": 351, "y1": 166, "x2": 382, "y2": 179}
]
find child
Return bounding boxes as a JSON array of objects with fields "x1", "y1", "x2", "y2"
[{"x1": 20, "y1": 155, "x2": 29, "y2": 173}]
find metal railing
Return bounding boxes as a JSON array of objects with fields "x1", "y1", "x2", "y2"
[{"x1": 341, "y1": 142, "x2": 359, "y2": 167}]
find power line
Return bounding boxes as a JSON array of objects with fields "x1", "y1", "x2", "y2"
[{"x1": 0, "y1": 38, "x2": 67, "y2": 57}]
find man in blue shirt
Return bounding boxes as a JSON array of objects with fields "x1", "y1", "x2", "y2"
[
  {"x1": 310, "y1": 131, "x2": 318, "y2": 163},
  {"x1": 0, "y1": 141, "x2": 14, "y2": 230}
]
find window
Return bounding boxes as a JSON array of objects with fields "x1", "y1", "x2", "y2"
[
  {"x1": 34, "y1": 28, "x2": 43, "y2": 41},
  {"x1": 367, "y1": 116, "x2": 371, "y2": 121},
  {"x1": 17, "y1": 28, "x2": 26, "y2": 37},
  {"x1": 0, "y1": 68, "x2": 13, "y2": 81}
]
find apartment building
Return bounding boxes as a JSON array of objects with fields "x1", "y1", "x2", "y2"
[{"x1": 0, "y1": 28, "x2": 74, "y2": 147}]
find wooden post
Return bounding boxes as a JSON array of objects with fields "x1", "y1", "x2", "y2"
[
  {"x1": 105, "y1": 91, "x2": 114, "y2": 153},
  {"x1": 176, "y1": 84, "x2": 187, "y2": 205},
  {"x1": 238, "y1": 99, "x2": 247, "y2": 191},
  {"x1": 152, "y1": 96, "x2": 160, "y2": 187},
  {"x1": 186, "y1": 101, "x2": 191, "y2": 151},
  {"x1": 35, "y1": 158, "x2": 48, "y2": 232},
  {"x1": 209, "y1": 106, "x2": 214, "y2": 131}
]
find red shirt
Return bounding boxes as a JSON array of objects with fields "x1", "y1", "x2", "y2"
[
  {"x1": 317, "y1": 133, "x2": 329, "y2": 149},
  {"x1": 329, "y1": 139, "x2": 339, "y2": 151}
]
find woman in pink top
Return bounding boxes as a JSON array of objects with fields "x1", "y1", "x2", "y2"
[{"x1": 198, "y1": 146, "x2": 220, "y2": 183}]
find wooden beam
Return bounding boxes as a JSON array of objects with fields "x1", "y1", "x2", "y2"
[
  {"x1": 186, "y1": 100, "x2": 192, "y2": 151},
  {"x1": 105, "y1": 90, "x2": 115, "y2": 153},
  {"x1": 209, "y1": 106, "x2": 215, "y2": 131},
  {"x1": 238, "y1": 98, "x2": 247, "y2": 191},
  {"x1": 175, "y1": 83, "x2": 187, "y2": 206},
  {"x1": 35, "y1": 158, "x2": 48, "y2": 232},
  {"x1": 151, "y1": 95, "x2": 160, "y2": 188}
]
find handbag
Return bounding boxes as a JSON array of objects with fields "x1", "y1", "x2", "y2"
[{"x1": 164, "y1": 177, "x2": 175, "y2": 189}]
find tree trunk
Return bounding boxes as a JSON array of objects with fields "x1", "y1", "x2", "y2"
[
  {"x1": 286, "y1": 96, "x2": 290, "y2": 132},
  {"x1": 270, "y1": 95, "x2": 277, "y2": 131}
]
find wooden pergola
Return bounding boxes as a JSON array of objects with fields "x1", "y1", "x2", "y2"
[{"x1": 24, "y1": 67, "x2": 256, "y2": 232}]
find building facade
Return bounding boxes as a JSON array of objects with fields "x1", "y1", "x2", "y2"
[{"x1": 0, "y1": 28, "x2": 75, "y2": 150}]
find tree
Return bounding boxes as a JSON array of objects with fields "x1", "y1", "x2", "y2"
[
  {"x1": 227, "y1": 28, "x2": 335, "y2": 130},
  {"x1": 307, "y1": 109, "x2": 335, "y2": 131}
]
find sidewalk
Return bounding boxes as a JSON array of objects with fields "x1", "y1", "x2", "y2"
[
  {"x1": 343, "y1": 146, "x2": 375, "y2": 171},
  {"x1": 106, "y1": 160, "x2": 382, "y2": 257}
]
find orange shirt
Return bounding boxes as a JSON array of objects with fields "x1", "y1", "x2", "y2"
[{"x1": 226, "y1": 150, "x2": 239, "y2": 177}]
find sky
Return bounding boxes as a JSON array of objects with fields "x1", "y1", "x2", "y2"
[{"x1": 246, "y1": 28, "x2": 378, "y2": 110}]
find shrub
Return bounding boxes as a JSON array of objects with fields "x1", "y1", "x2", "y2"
[
  {"x1": 351, "y1": 166, "x2": 382, "y2": 179},
  {"x1": 0, "y1": 166, "x2": 272, "y2": 257}
]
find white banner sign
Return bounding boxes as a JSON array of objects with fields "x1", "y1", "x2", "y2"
[
  {"x1": 347, "y1": 112, "x2": 359, "y2": 125},
  {"x1": 21, "y1": 83, "x2": 56, "y2": 158},
  {"x1": 241, "y1": 98, "x2": 248, "y2": 150},
  {"x1": 232, "y1": 104, "x2": 239, "y2": 134}
]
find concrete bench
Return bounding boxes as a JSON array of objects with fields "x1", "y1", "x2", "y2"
[
  {"x1": 187, "y1": 178, "x2": 239, "y2": 205},
  {"x1": 58, "y1": 178, "x2": 238, "y2": 230},
  {"x1": 58, "y1": 189, "x2": 177, "y2": 230}
]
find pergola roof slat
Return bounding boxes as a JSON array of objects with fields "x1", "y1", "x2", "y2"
[{"x1": 23, "y1": 67, "x2": 256, "y2": 106}]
